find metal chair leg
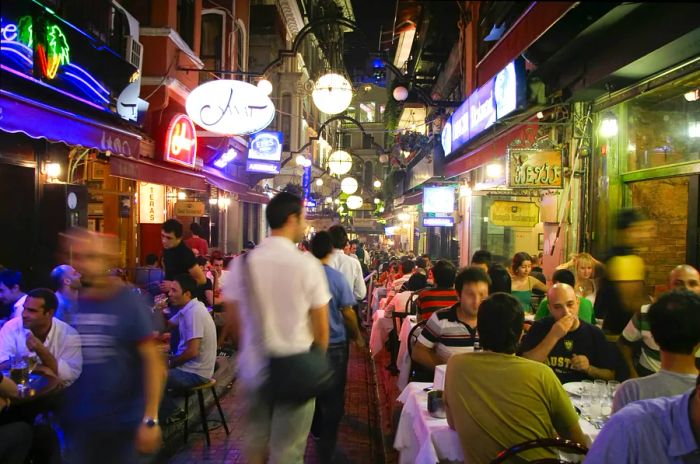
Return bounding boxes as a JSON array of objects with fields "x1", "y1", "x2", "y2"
[
  {"x1": 197, "y1": 390, "x2": 211, "y2": 447},
  {"x1": 211, "y1": 385, "x2": 230, "y2": 435},
  {"x1": 183, "y1": 392, "x2": 190, "y2": 444}
]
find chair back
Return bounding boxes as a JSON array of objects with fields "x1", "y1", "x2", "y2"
[
  {"x1": 490, "y1": 438, "x2": 588, "y2": 464},
  {"x1": 404, "y1": 291, "x2": 421, "y2": 315},
  {"x1": 407, "y1": 320, "x2": 433, "y2": 382},
  {"x1": 407, "y1": 320, "x2": 427, "y2": 359}
]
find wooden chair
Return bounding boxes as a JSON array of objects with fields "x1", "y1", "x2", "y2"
[
  {"x1": 490, "y1": 438, "x2": 588, "y2": 464},
  {"x1": 182, "y1": 378, "x2": 230, "y2": 446},
  {"x1": 406, "y1": 320, "x2": 433, "y2": 382},
  {"x1": 388, "y1": 292, "x2": 421, "y2": 374}
]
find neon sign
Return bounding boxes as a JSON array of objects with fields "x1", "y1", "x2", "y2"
[{"x1": 165, "y1": 114, "x2": 197, "y2": 168}]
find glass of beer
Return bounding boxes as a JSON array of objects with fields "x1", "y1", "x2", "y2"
[{"x1": 10, "y1": 355, "x2": 29, "y2": 388}]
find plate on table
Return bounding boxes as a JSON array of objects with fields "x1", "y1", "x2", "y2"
[{"x1": 563, "y1": 382, "x2": 584, "y2": 396}]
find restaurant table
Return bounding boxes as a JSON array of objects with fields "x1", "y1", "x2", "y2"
[
  {"x1": 4, "y1": 371, "x2": 61, "y2": 407},
  {"x1": 371, "y1": 287, "x2": 387, "y2": 314},
  {"x1": 396, "y1": 315, "x2": 418, "y2": 391},
  {"x1": 395, "y1": 381, "x2": 600, "y2": 464},
  {"x1": 369, "y1": 310, "x2": 394, "y2": 357}
]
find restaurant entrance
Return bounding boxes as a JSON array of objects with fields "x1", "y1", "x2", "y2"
[{"x1": 0, "y1": 163, "x2": 35, "y2": 282}]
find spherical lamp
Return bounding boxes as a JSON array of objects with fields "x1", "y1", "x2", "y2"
[
  {"x1": 379, "y1": 154, "x2": 389, "y2": 164},
  {"x1": 327, "y1": 150, "x2": 353, "y2": 175},
  {"x1": 315, "y1": 178, "x2": 324, "y2": 187},
  {"x1": 340, "y1": 177, "x2": 359, "y2": 195},
  {"x1": 346, "y1": 195, "x2": 363, "y2": 210},
  {"x1": 373, "y1": 180, "x2": 382, "y2": 188},
  {"x1": 312, "y1": 73, "x2": 353, "y2": 115},
  {"x1": 257, "y1": 79, "x2": 273, "y2": 96},
  {"x1": 392, "y1": 85, "x2": 409, "y2": 102}
]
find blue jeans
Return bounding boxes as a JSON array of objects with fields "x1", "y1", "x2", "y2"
[
  {"x1": 311, "y1": 341, "x2": 349, "y2": 463},
  {"x1": 159, "y1": 368, "x2": 209, "y2": 420}
]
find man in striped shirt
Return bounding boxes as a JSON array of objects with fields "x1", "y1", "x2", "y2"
[
  {"x1": 416, "y1": 260, "x2": 458, "y2": 321},
  {"x1": 619, "y1": 264, "x2": 700, "y2": 377},
  {"x1": 412, "y1": 267, "x2": 491, "y2": 370}
]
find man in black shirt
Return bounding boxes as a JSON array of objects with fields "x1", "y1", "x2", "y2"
[
  {"x1": 519, "y1": 283, "x2": 615, "y2": 384},
  {"x1": 160, "y1": 219, "x2": 207, "y2": 291}
]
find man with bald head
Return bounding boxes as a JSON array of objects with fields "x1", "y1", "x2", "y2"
[
  {"x1": 50, "y1": 264, "x2": 81, "y2": 323},
  {"x1": 519, "y1": 283, "x2": 615, "y2": 383},
  {"x1": 620, "y1": 264, "x2": 700, "y2": 378}
]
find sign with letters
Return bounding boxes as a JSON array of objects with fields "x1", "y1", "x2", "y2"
[
  {"x1": 248, "y1": 131, "x2": 283, "y2": 162},
  {"x1": 186, "y1": 80, "x2": 275, "y2": 136},
  {"x1": 138, "y1": 182, "x2": 165, "y2": 224},
  {"x1": 164, "y1": 114, "x2": 197, "y2": 167},
  {"x1": 489, "y1": 201, "x2": 540, "y2": 227},
  {"x1": 174, "y1": 201, "x2": 205, "y2": 217},
  {"x1": 507, "y1": 149, "x2": 563, "y2": 189}
]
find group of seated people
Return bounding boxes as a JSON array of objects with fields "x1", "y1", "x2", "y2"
[{"x1": 370, "y1": 248, "x2": 700, "y2": 461}]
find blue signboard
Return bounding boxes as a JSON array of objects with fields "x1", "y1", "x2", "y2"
[
  {"x1": 301, "y1": 164, "x2": 312, "y2": 203},
  {"x1": 249, "y1": 131, "x2": 283, "y2": 162},
  {"x1": 246, "y1": 159, "x2": 280, "y2": 174}
]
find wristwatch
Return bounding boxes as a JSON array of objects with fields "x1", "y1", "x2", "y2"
[{"x1": 143, "y1": 416, "x2": 159, "y2": 427}]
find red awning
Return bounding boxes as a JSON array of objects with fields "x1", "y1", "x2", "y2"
[{"x1": 110, "y1": 156, "x2": 207, "y2": 191}]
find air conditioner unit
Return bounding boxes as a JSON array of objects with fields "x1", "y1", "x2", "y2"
[{"x1": 125, "y1": 36, "x2": 143, "y2": 70}]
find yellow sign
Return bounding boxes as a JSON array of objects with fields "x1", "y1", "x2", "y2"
[
  {"x1": 508, "y1": 149, "x2": 563, "y2": 188},
  {"x1": 138, "y1": 182, "x2": 165, "y2": 224},
  {"x1": 175, "y1": 201, "x2": 206, "y2": 217},
  {"x1": 489, "y1": 201, "x2": 540, "y2": 227}
]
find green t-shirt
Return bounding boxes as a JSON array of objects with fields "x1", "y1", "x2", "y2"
[
  {"x1": 444, "y1": 352, "x2": 580, "y2": 464},
  {"x1": 535, "y1": 297, "x2": 594, "y2": 324}
]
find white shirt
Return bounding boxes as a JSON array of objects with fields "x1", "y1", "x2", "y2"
[
  {"x1": 169, "y1": 298, "x2": 217, "y2": 379},
  {"x1": 222, "y1": 236, "x2": 331, "y2": 388},
  {"x1": 10, "y1": 294, "x2": 28, "y2": 319},
  {"x1": 328, "y1": 249, "x2": 366, "y2": 300},
  {"x1": 0, "y1": 316, "x2": 82, "y2": 386}
]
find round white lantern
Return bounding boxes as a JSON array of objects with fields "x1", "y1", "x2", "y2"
[
  {"x1": 315, "y1": 178, "x2": 324, "y2": 187},
  {"x1": 327, "y1": 150, "x2": 353, "y2": 175},
  {"x1": 373, "y1": 180, "x2": 382, "y2": 188},
  {"x1": 257, "y1": 79, "x2": 273, "y2": 96},
  {"x1": 312, "y1": 73, "x2": 353, "y2": 115},
  {"x1": 346, "y1": 195, "x2": 363, "y2": 210},
  {"x1": 340, "y1": 177, "x2": 358, "y2": 194},
  {"x1": 392, "y1": 85, "x2": 409, "y2": 102}
]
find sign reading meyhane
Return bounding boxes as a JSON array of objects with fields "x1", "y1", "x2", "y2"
[
  {"x1": 139, "y1": 182, "x2": 165, "y2": 224},
  {"x1": 508, "y1": 149, "x2": 563, "y2": 189},
  {"x1": 489, "y1": 201, "x2": 540, "y2": 228}
]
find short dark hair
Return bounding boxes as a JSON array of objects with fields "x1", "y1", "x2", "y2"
[
  {"x1": 616, "y1": 208, "x2": 645, "y2": 231},
  {"x1": 415, "y1": 256, "x2": 428, "y2": 270},
  {"x1": 471, "y1": 250, "x2": 492, "y2": 267},
  {"x1": 0, "y1": 269, "x2": 21, "y2": 290},
  {"x1": 349, "y1": 239, "x2": 359, "y2": 246},
  {"x1": 328, "y1": 225, "x2": 349, "y2": 249},
  {"x1": 552, "y1": 269, "x2": 575, "y2": 287},
  {"x1": 311, "y1": 231, "x2": 334, "y2": 260},
  {"x1": 648, "y1": 290, "x2": 700, "y2": 355},
  {"x1": 488, "y1": 264, "x2": 512, "y2": 294},
  {"x1": 455, "y1": 267, "x2": 491, "y2": 294},
  {"x1": 162, "y1": 219, "x2": 184, "y2": 238},
  {"x1": 432, "y1": 260, "x2": 456, "y2": 289},
  {"x1": 173, "y1": 273, "x2": 198, "y2": 299},
  {"x1": 406, "y1": 273, "x2": 429, "y2": 292},
  {"x1": 210, "y1": 250, "x2": 224, "y2": 263},
  {"x1": 190, "y1": 222, "x2": 204, "y2": 236},
  {"x1": 401, "y1": 260, "x2": 415, "y2": 274},
  {"x1": 27, "y1": 288, "x2": 58, "y2": 314},
  {"x1": 266, "y1": 192, "x2": 302, "y2": 229},
  {"x1": 195, "y1": 256, "x2": 208, "y2": 267},
  {"x1": 145, "y1": 253, "x2": 159, "y2": 266},
  {"x1": 511, "y1": 252, "x2": 532, "y2": 272},
  {"x1": 478, "y1": 293, "x2": 524, "y2": 354}
]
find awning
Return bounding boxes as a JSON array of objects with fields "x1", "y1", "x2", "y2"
[
  {"x1": 0, "y1": 89, "x2": 142, "y2": 158},
  {"x1": 110, "y1": 156, "x2": 207, "y2": 191},
  {"x1": 393, "y1": 190, "x2": 423, "y2": 208},
  {"x1": 203, "y1": 168, "x2": 269, "y2": 204}
]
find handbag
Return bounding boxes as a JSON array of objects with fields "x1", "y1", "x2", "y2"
[{"x1": 242, "y1": 252, "x2": 334, "y2": 404}]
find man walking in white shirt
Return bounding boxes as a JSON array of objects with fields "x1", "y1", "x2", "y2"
[
  {"x1": 327, "y1": 225, "x2": 366, "y2": 301},
  {"x1": 222, "y1": 192, "x2": 330, "y2": 464},
  {"x1": 0, "y1": 288, "x2": 82, "y2": 386}
]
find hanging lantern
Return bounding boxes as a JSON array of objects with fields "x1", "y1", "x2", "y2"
[
  {"x1": 312, "y1": 73, "x2": 353, "y2": 115},
  {"x1": 327, "y1": 150, "x2": 353, "y2": 175},
  {"x1": 346, "y1": 195, "x2": 363, "y2": 210},
  {"x1": 340, "y1": 177, "x2": 358, "y2": 194},
  {"x1": 392, "y1": 85, "x2": 409, "y2": 102}
]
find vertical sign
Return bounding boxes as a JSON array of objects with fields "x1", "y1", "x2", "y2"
[
  {"x1": 139, "y1": 182, "x2": 165, "y2": 224},
  {"x1": 164, "y1": 114, "x2": 197, "y2": 167},
  {"x1": 302, "y1": 165, "x2": 312, "y2": 205}
]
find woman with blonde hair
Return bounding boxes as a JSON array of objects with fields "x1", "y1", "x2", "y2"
[{"x1": 557, "y1": 252, "x2": 601, "y2": 304}]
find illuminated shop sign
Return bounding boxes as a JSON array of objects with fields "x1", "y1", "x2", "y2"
[
  {"x1": 186, "y1": 80, "x2": 275, "y2": 135},
  {"x1": 489, "y1": 201, "x2": 540, "y2": 227},
  {"x1": 246, "y1": 160, "x2": 280, "y2": 174},
  {"x1": 138, "y1": 182, "x2": 165, "y2": 224},
  {"x1": 212, "y1": 147, "x2": 238, "y2": 169},
  {"x1": 507, "y1": 149, "x2": 563, "y2": 189},
  {"x1": 441, "y1": 59, "x2": 525, "y2": 156},
  {"x1": 165, "y1": 114, "x2": 197, "y2": 167},
  {"x1": 423, "y1": 217, "x2": 454, "y2": 227},
  {"x1": 248, "y1": 131, "x2": 283, "y2": 162},
  {"x1": 423, "y1": 186, "x2": 456, "y2": 214}
]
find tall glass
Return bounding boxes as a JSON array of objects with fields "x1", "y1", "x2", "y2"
[{"x1": 10, "y1": 355, "x2": 29, "y2": 387}]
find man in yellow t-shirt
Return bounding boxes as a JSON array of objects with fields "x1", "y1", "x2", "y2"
[{"x1": 444, "y1": 293, "x2": 588, "y2": 463}]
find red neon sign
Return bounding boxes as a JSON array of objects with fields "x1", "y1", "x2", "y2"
[{"x1": 165, "y1": 114, "x2": 197, "y2": 167}]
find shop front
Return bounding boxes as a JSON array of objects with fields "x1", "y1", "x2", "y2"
[{"x1": 591, "y1": 61, "x2": 700, "y2": 290}]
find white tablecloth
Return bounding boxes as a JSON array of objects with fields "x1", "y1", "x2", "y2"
[
  {"x1": 396, "y1": 316, "x2": 418, "y2": 390},
  {"x1": 395, "y1": 382, "x2": 463, "y2": 464},
  {"x1": 369, "y1": 310, "x2": 394, "y2": 358},
  {"x1": 395, "y1": 381, "x2": 600, "y2": 464}
]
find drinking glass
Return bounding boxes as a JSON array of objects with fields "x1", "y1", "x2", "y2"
[
  {"x1": 607, "y1": 380, "x2": 620, "y2": 396},
  {"x1": 10, "y1": 355, "x2": 29, "y2": 387},
  {"x1": 594, "y1": 379, "x2": 607, "y2": 396}
]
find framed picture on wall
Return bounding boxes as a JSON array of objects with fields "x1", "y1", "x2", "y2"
[
  {"x1": 87, "y1": 219, "x2": 97, "y2": 232},
  {"x1": 538, "y1": 233, "x2": 544, "y2": 251},
  {"x1": 91, "y1": 162, "x2": 106, "y2": 180}
]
